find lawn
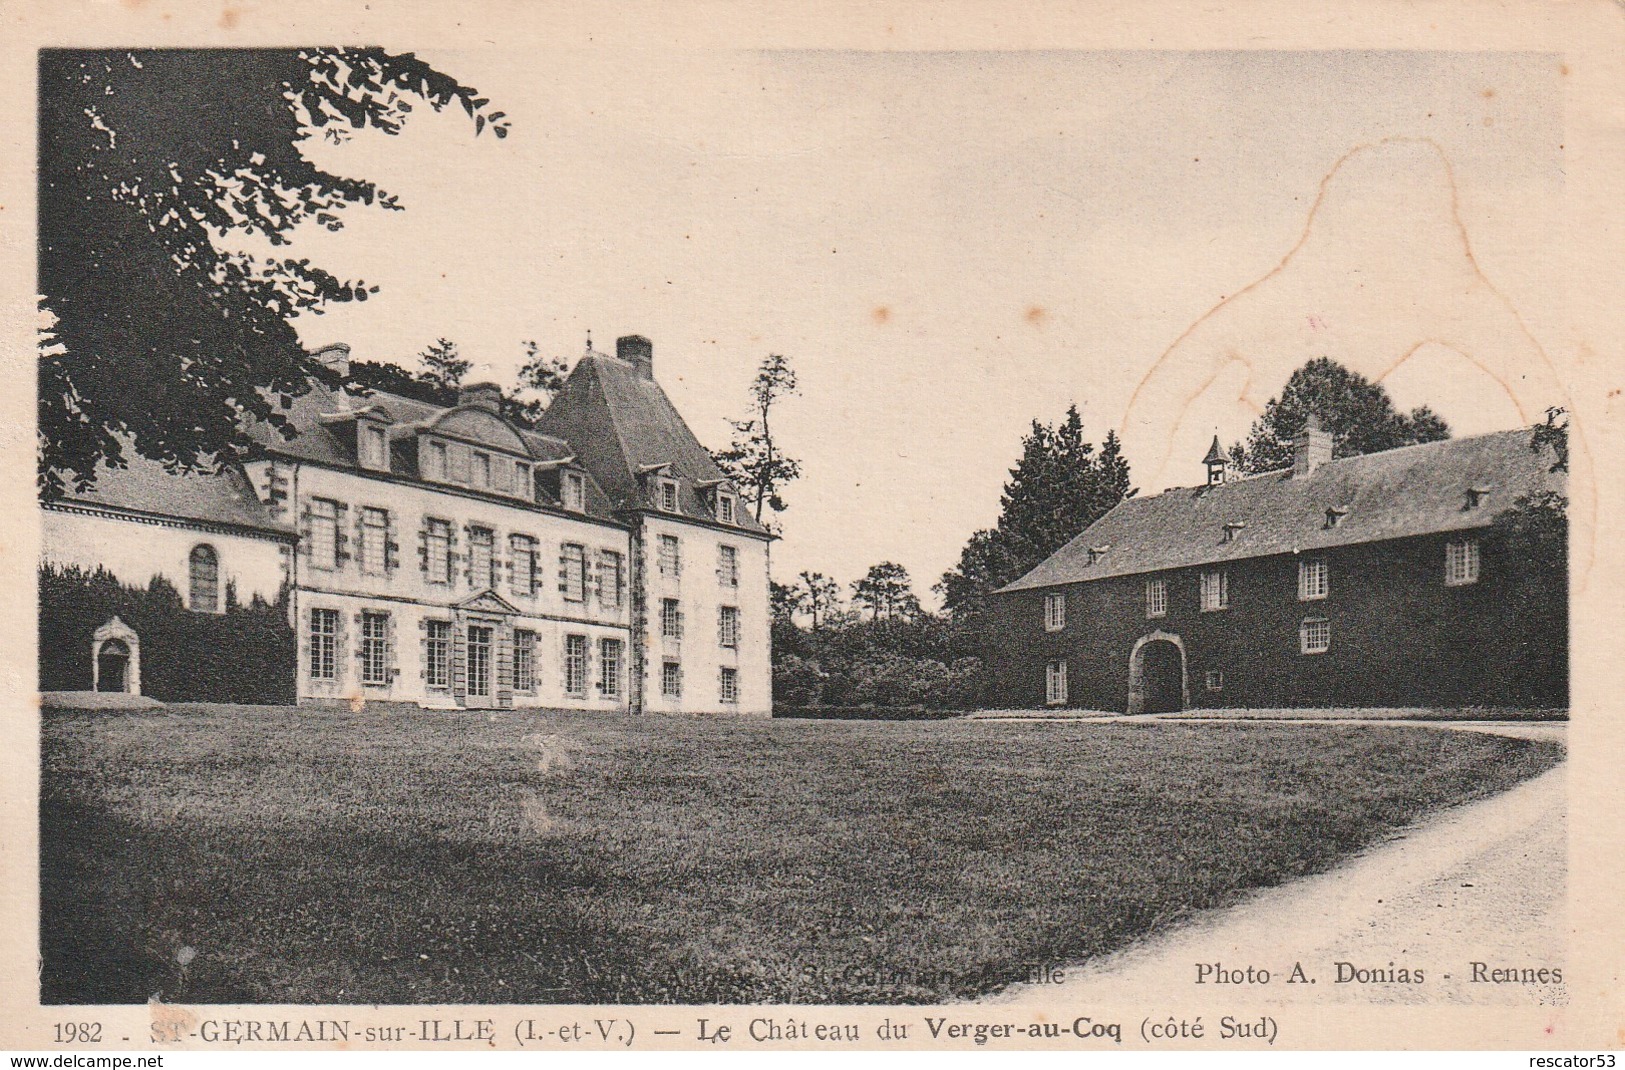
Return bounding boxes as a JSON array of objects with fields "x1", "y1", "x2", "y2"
[{"x1": 40, "y1": 704, "x2": 1562, "y2": 1005}]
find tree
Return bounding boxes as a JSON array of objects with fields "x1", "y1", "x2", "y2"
[
  {"x1": 39, "y1": 48, "x2": 508, "y2": 499},
  {"x1": 418, "y1": 337, "x2": 471, "y2": 392},
  {"x1": 798, "y1": 571, "x2": 843, "y2": 630},
  {"x1": 502, "y1": 340, "x2": 571, "y2": 427},
  {"x1": 714, "y1": 353, "x2": 802, "y2": 526},
  {"x1": 852, "y1": 562, "x2": 922, "y2": 621},
  {"x1": 347, "y1": 359, "x2": 457, "y2": 406},
  {"x1": 1230, "y1": 357, "x2": 1450, "y2": 475},
  {"x1": 938, "y1": 406, "x2": 1134, "y2": 615}
]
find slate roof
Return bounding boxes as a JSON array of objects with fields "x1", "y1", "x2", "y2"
[
  {"x1": 536, "y1": 348, "x2": 771, "y2": 536},
  {"x1": 49, "y1": 446, "x2": 295, "y2": 538},
  {"x1": 243, "y1": 379, "x2": 620, "y2": 522},
  {"x1": 999, "y1": 428, "x2": 1563, "y2": 593}
]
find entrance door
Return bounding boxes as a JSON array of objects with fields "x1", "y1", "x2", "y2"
[
  {"x1": 96, "y1": 640, "x2": 130, "y2": 693},
  {"x1": 1140, "y1": 640, "x2": 1184, "y2": 714},
  {"x1": 467, "y1": 625, "x2": 493, "y2": 703}
]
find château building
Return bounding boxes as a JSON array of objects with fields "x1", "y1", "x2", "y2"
[
  {"x1": 41, "y1": 335, "x2": 773, "y2": 714},
  {"x1": 988, "y1": 420, "x2": 1567, "y2": 712}
]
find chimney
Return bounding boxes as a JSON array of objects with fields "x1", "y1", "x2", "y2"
[
  {"x1": 617, "y1": 335, "x2": 654, "y2": 379},
  {"x1": 310, "y1": 342, "x2": 351, "y2": 378},
  {"x1": 1293, "y1": 415, "x2": 1333, "y2": 477},
  {"x1": 458, "y1": 381, "x2": 503, "y2": 413}
]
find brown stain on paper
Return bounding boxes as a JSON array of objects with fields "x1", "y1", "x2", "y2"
[{"x1": 1119, "y1": 135, "x2": 1593, "y2": 587}]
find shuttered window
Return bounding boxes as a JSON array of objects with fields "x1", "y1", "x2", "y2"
[
  {"x1": 188, "y1": 544, "x2": 219, "y2": 613},
  {"x1": 599, "y1": 551, "x2": 624, "y2": 610},
  {"x1": 510, "y1": 535, "x2": 539, "y2": 595},
  {"x1": 561, "y1": 544, "x2": 587, "y2": 602}
]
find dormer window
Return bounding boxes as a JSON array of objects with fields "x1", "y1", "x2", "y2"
[
  {"x1": 717, "y1": 493, "x2": 736, "y2": 525},
  {"x1": 359, "y1": 422, "x2": 389, "y2": 471},
  {"x1": 1324, "y1": 507, "x2": 1348, "y2": 529},
  {"x1": 660, "y1": 478, "x2": 680, "y2": 514},
  {"x1": 425, "y1": 439, "x2": 448, "y2": 481},
  {"x1": 472, "y1": 451, "x2": 492, "y2": 489},
  {"x1": 1221, "y1": 522, "x2": 1246, "y2": 543},
  {"x1": 1465, "y1": 486, "x2": 1491, "y2": 510},
  {"x1": 564, "y1": 471, "x2": 586, "y2": 512}
]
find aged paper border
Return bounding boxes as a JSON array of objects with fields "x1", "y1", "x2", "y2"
[{"x1": 1, "y1": 0, "x2": 1621, "y2": 1052}]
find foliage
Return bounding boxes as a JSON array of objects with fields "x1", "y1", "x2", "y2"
[
  {"x1": 42, "y1": 707, "x2": 1561, "y2": 1003},
  {"x1": 1531, "y1": 405, "x2": 1568, "y2": 473},
  {"x1": 1229, "y1": 357, "x2": 1451, "y2": 474},
  {"x1": 348, "y1": 359, "x2": 457, "y2": 406},
  {"x1": 501, "y1": 340, "x2": 572, "y2": 428},
  {"x1": 939, "y1": 406, "x2": 1133, "y2": 616},
  {"x1": 797, "y1": 571, "x2": 843, "y2": 630},
  {"x1": 713, "y1": 353, "x2": 802, "y2": 526},
  {"x1": 39, "y1": 563, "x2": 294, "y2": 704},
  {"x1": 39, "y1": 48, "x2": 508, "y2": 500},
  {"x1": 417, "y1": 337, "x2": 471, "y2": 391},
  {"x1": 851, "y1": 561, "x2": 921, "y2": 621}
]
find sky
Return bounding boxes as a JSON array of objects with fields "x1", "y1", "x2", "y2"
[{"x1": 272, "y1": 49, "x2": 1565, "y2": 602}]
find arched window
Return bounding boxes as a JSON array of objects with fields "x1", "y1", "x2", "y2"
[{"x1": 189, "y1": 544, "x2": 219, "y2": 612}]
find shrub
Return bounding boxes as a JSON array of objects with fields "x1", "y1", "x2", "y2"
[{"x1": 39, "y1": 564, "x2": 295, "y2": 704}]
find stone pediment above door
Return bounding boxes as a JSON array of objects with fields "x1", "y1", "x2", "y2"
[{"x1": 454, "y1": 589, "x2": 522, "y2": 616}]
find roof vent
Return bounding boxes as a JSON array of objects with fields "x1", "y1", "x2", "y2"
[
  {"x1": 1086, "y1": 545, "x2": 1110, "y2": 565},
  {"x1": 1465, "y1": 485, "x2": 1491, "y2": 510},
  {"x1": 1221, "y1": 521, "x2": 1247, "y2": 543},
  {"x1": 1324, "y1": 506, "x2": 1349, "y2": 529}
]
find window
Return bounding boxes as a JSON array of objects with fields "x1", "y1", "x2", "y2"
[
  {"x1": 467, "y1": 624, "x2": 493, "y2": 698},
  {"x1": 425, "y1": 620, "x2": 451, "y2": 688},
  {"x1": 662, "y1": 598, "x2": 684, "y2": 640},
  {"x1": 717, "y1": 493, "x2": 736, "y2": 525},
  {"x1": 560, "y1": 543, "x2": 587, "y2": 602},
  {"x1": 1145, "y1": 577, "x2": 1167, "y2": 619},
  {"x1": 360, "y1": 423, "x2": 388, "y2": 470},
  {"x1": 719, "y1": 605, "x2": 740, "y2": 648},
  {"x1": 1205, "y1": 669, "x2": 1224, "y2": 693},
  {"x1": 513, "y1": 629, "x2": 536, "y2": 692},
  {"x1": 598, "y1": 638, "x2": 622, "y2": 698},
  {"x1": 1445, "y1": 538, "x2": 1481, "y2": 586},
  {"x1": 360, "y1": 611, "x2": 390, "y2": 686},
  {"x1": 515, "y1": 462, "x2": 531, "y2": 495},
  {"x1": 658, "y1": 534, "x2": 682, "y2": 577},
  {"x1": 510, "y1": 535, "x2": 539, "y2": 595},
  {"x1": 308, "y1": 607, "x2": 338, "y2": 680},
  {"x1": 472, "y1": 451, "x2": 492, "y2": 489},
  {"x1": 1046, "y1": 660, "x2": 1067, "y2": 705},
  {"x1": 718, "y1": 545, "x2": 739, "y2": 587},
  {"x1": 1200, "y1": 569, "x2": 1229, "y2": 612},
  {"x1": 599, "y1": 551, "x2": 624, "y2": 610},
  {"x1": 309, "y1": 498, "x2": 339, "y2": 570},
  {"x1": 662, "y1": 660, "x2": 683, "y2": 698},
  {"x1": 1300, "y1": 617, "x2": 1331, "y2": 655},
  {"x1": 564, "y1": 471, "x2": 586, "y2": 512},
  {"x1": 425, "y1": 518, "x2": 452, "y2": 585},
  {"x1": 1044, "y1": 592, "x2": 1065, "y2": 631},
  {"x1": 1298, "y1": 558, "x2": 1329, "y2": 601},
  {"x1": 188, "y1": 544, "x2": 219, "y2": 612},
  {"x1": 360, "y1": 507, "x2": 389, "y2": 576},
  {"x1": 494, "y1": 455, "x2": 513, "y2": 494},
  {"x1": 426, "y1": 440, "x2": 448, "y2": 481},
  {"x1": 564, "y1": 634, "x2": 588, "y2": 695},
  {"x1": 660, "y1": 478, "x2": 680, "y2": 513},
  {"x1": 719, "y1": 666, "x2": 739, "y2": 704},
  {"x1": 469, "y1": 526, "x2": 496, "y2": 589}
]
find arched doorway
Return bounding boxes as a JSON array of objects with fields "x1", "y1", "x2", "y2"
[
  {"x1": 1127, "y1": 630, "x2": 1188, "y2": 714},
  {"x1": 91, "y1": 616, "x2": 142, "y2": 695},
  {"x1": 96, "y1": 640, "x2": 130, "y2": 692}
]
